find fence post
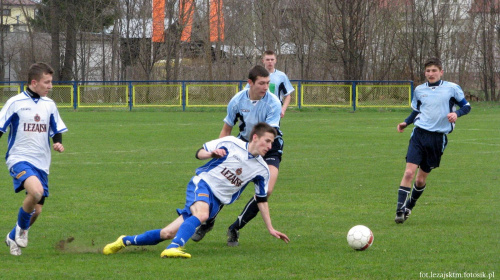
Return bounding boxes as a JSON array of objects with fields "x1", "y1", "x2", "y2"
[
  {"x1": 297, "y1": 81, "x2": 302, "y2": 109},
  {"x1": 73, "y1": 81, "x2": 78, "y2": 109},
  {"x1": 182, "y1": 81, "x2": 186, "y2": 111},
  {"x1": 352, "y1": 81, "x2": 357, "y2": 111},
  {"x1": 128, "y1": 82, "x2": 133, "y2": 111}
]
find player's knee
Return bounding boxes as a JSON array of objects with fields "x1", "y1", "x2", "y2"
[
  {"x1": 160, "y1": 227, "x2": 177, "y2": 240},
  {"x1": 415, "y1": 178, "x2": 426, "y2": 187},
  {"x1": 403, "y1": 169, "x2": 415, "y2": 181},
  {"x1": 27, "y1": 190, "x2": 44, "y2": 203},
  {"x1": 195, "y1": 213, "x2": 209, "y2": 223}
]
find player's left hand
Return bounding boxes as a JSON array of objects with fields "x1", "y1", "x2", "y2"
[
  {"x1": 211, "y1": 148, "x2": 227, "y2": 158},
  {"x1": 447, "y1": 112, "x2": 458, "y2": 123},
  {"x1": 270, "y1": 229, "x2": 290, "y2": 243},
  {"x1": 53, "y1": 143, "x2": 64, "y2": 153}
]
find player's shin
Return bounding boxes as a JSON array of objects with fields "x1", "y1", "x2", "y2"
[
  {"x1": 396, "y1": 186, "x2": 411, "y2": 211},
  {"x1": 122, "y1": 229, "x2": 163, "y2": 246},
  {"x1": 230, "y1": 196, "x2": 260, "y2": 230},
  {"x1": 406, "y1": 184, "x2": 426, "y2": 210},
  {"x1": 167, "y1": 216, "x2": 201, "y2": 249}
]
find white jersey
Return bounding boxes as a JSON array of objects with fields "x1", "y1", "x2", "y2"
[
  {"x1": 195, "y1": 136, "x2": 270, "y2": 205},
  {"x1": 0, "y1": 91, "x2": 68, "y2": 174}
]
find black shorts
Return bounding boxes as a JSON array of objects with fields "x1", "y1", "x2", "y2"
[
  {"x1": 406, "y1": 127, "x2": 447, "y2": 173},
  {"x1": 264, "y1": 135, "x2": 284, "y2": 169}
]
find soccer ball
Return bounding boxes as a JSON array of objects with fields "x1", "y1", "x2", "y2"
[{"x1": 347, "y1": 225, "x2": 374, "y2": 251}]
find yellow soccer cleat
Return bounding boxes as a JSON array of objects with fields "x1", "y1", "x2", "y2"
[
  {"x1": 103, "y1": 235, "x2": 126, "y2": 255},
  {"x1": 160, "y1": 247, "x2": 191, "y2": 259}
]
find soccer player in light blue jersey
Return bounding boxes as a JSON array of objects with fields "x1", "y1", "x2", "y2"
[
  {"x1": 103, "y1": 123, "x2": 289, "y2": 258},
  {"x1": 394, "y1": 57, "x2": 471, "y2": 224},
  {"x1": 191, "y1": 65, "x2": 285, "y2": 246},
  {"x1": 245, "y1": 50, "x2": 295, "y2": 118},
  {"x1": 0, "y1": 63, "x2": 67, "y2": 256}
]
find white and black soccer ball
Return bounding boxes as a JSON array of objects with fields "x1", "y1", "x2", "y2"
[{"x1": 347, "y1": 225, "x2": 374, "y2": 251}]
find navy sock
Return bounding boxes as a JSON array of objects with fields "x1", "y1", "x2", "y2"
[
  {"x1": 167, "y1": 216, "x2": 201, "y2": 249},
  {"x1": 231, "y1": 196, "x2": 260, "y2": 230},
  {"x1": 122, "y1": 229, "x2": 162, "y2": 246},
  {"x1": 397, "y1": 186, "x2": 411, "y2": 212},
  {"x1": 407, "y1": 184, "x2": 426, "y2": 210}
]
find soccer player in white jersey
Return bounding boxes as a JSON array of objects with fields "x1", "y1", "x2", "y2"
[
  {"x1": 245, "y1": 50, "x2": 295, "y2": 118},
  {"x1": 0, "y1": 62, "x2": 67, "y2": 256},
  {"x1": 394, "y1": 57, "x2": 471, "y2": 224},
  {"x1": 192, "y1": 65, "x2": 284, "y2": 246},
  {"x1": 103, "y1": 122, "x2": 289, "y2": 258}
]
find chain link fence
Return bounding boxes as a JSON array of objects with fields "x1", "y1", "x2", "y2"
[{"x1": 0, "y1": 80, "x2": 412, "y2": 110}]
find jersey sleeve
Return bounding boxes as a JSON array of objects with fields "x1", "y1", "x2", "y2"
[
  {"x1": 253, "y1": 174, "x2": 268, "y2": 198},
  {"x1": 203, "y1": 136, "x2": 234, "y2": 152},
  {"x1": 49, "y1": 106, "x2": 68, "y2": 137},
  {"x1": 282, "y1": 75, "x2": 295, "y2": 96},
  {"x1": 266, "y1": 96, "x2": 282, "y2": 128},
  {"x1": 223, "y1": 94, "x2": 240, "y2": 127},
  {"x1": 410, "y1": 88, "x2": 420, "y2": 112},
  {"x1": 453, "y1": 84, "x2": 466, "y2": 102},
  {"x1": 0, "y1": 98, "x2": 16, "y2": 133}
]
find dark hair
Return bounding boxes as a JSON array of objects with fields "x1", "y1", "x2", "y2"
[
  {"x1": 424, "y1": 57, "x2": 442, "y2": 71},
  {"x1": 262, "y1": 50, "x2": 276, "y2": 57},
  {"x1": 248, "y1": 65, "x2": 269, "y2": 83},
  {"x1": 28, "y1": 62, "x2": 54, "y2": 84},
  {"x1": 250, "y1": 122, "x2": 277, "y2": 140}
]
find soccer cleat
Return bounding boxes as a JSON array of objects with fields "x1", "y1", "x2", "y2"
[
  {"x1": 404, "y1": 208, "x2": 412, "y2": 220},
  {"x1": 395, "y1": 209, "x2": 411, "y2": 224},
  {"x1": 15, "y1": 224, "x2": 29, "y2": 248},
  {"x1": 227, "y1": 227, "x2": 239, "y2": 247},
  {"x1": 6, "y1": 233, "x2": 21, "y2": 256},
  {"x1": 191, "y1": 222, "x2": 214, "y2": 242},
  {"x1": 160, "y1": 247, "x2": 191, "y2": 258},
  {"x1": 103, "y1": 235, "x2": 126, "y2": 255}
]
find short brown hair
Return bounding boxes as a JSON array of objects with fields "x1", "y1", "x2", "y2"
[
  {"x1": 262, "y1": 50, "x2": 276, "y2": 58},
  {"x1": 248, "y1": 65, "x2": 270, "y2": 83},
  {"x1": 28, "y1": 62, "x2": 54, "y2": 83},
  {"x1": 250, "y1": 122, "x2": 277, "y2": 140},
  {"x1": 424, "y1": 57, "x2": 442, "y2": 71}
]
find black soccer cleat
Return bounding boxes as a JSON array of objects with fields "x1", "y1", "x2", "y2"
[
  {"x1": 191, "y1": 222, "x2": 214, "y2": 242},
  {"x1": 227, "y1": 227, "x2": 239, "y2": 247},
  {"x1": 395, "y1": 209, "x2": 411, "y2": 224}
]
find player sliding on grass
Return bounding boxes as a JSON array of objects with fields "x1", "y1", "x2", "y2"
[
  {"x1": 394, "y1": 57, "x2": 471, "y2": 224},
  {"x1": 0, "y1": 63, "x2": 68, "y2": 256},
  {"x1": 103, "y1": 122, "x2": 289, "y2": 258}
]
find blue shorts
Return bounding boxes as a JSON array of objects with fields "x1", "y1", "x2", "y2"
[
  {"x1": 406, "y1": 127, "x2": 448, "y2": 173},
  {"x1": 176, "y1": 176, "x2": 223, "y2": 220},
  {"x1": 9, "y1": 161, "x2": 49, "y2": 197}
]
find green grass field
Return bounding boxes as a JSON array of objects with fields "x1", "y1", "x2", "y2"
[{"x1": 0, "y1": 104, "x2": 498, "y2": 279}]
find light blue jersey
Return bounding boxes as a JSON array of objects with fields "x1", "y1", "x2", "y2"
[
  {"x1": 412, "y1": 81, "x2": 470, "y2": 134},
  {"x1": 245, "y1": 69, "x2": 294, "y2": 103},
  {"x1": 223, "y1": 89, "x2": 282, "y2": 141}
]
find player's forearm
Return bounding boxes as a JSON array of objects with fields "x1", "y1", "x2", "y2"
[
  {"x1": 52, "y1": 133, "x2": 62, "y2": 144},
  {"x1": 282, "y1": 95, "x2": 291, "y2": 110},
  {"x1": 404, "y1": 110, "x2": 419, "y2": 125},
  {"x1": 196, "y1": 149, "x2": 213, "y2": 160},
  {"x1": 219, "y1": 123, "x2": 232, "y2": 138},
  {"x1": 257, "y1": 201, "x2": 276, "y2": 232},
  {"x1": 455, "y1": 103, "x2": 471, "y2": 117}
]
